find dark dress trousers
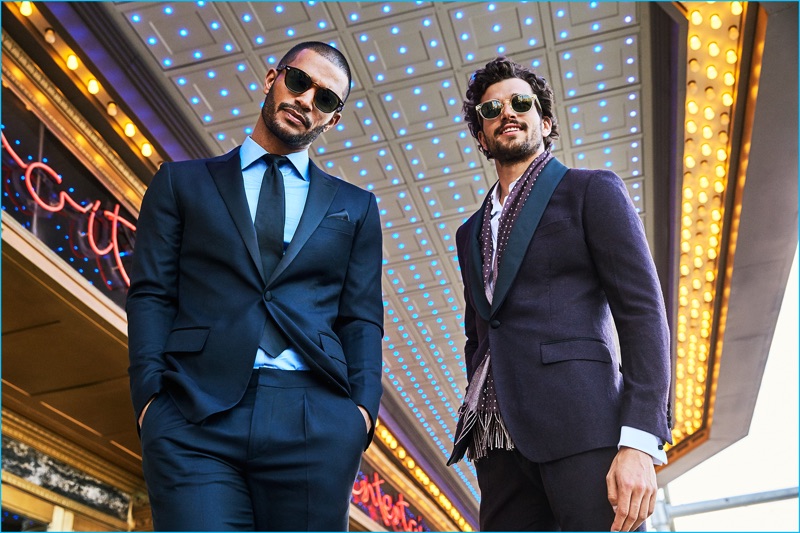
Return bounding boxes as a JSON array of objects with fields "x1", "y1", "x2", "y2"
[
  {"x1": 454, "y1": 157, "x2": 672, "y2": 530},
  {"x1": 127, "y1": 146, "x2": 383, "y2": 530}
]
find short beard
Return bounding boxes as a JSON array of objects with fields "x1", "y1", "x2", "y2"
[
  {"x1": 261, "y1": 91, "x2": 327, "y2": 149},
  {"x1": 489, "y1": 138, "x2": 542, "y2": 164}
]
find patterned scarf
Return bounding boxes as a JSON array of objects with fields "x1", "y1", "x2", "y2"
[{"x1": 464, "y1": 150, "x2": 553, "y2": 461}]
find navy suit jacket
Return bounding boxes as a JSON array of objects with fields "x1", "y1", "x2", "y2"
[
  {"x1": 453, "y1": 157, "x2": 672, "y2": 463},
  {"x1": 127, "y1": 147, "x2": 384, "y2": 447}
]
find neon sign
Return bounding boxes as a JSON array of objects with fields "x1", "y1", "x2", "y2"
[
  {"x1": 2, "y1": 132, "x2": 136, "y2": 287},
  {"x1": 352, "y1": 472, "x2": 426, "y2": 532}
]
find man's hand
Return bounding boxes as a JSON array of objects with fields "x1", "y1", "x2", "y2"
[
  {"x1": 357, "y1": 405, "x2": 372, "y2": 433},
  {"x1": 138, "y1": 395, "x2": 157, "y2": 429},
  {"x1": 607, "y1": 446, "x2": 657, "y2": 532}
]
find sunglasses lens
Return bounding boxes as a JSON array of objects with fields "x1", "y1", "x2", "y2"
[
  {"x1": 479, "y1": 100, "x2": 503, "y2": 120},
  {"x1": 314, "y1": 89, "x2": 339, "y2": 113},
  {"x1": 511, "y1": 94, "x2": 533, "y2": 113},
  {"x1": 285, "y1": 68, "x2": 312, "y2": 93}
]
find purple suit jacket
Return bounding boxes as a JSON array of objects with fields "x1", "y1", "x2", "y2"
[{"x1": 453, "y1": 157, "x2": 672, "y2": 463}]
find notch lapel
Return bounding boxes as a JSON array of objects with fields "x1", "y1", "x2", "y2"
[
  {"x1": 268, "y1": 162, "x2": 338, "y2": 284},
  {"x1": 490, "y1": 157, "x2": 569, "y2": 316},
  {"x1": 207, "y1": 148, "x2": 265, "y2": 281}
]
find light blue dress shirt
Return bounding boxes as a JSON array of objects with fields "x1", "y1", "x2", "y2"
[{"x1": 240, "y1": 136, "x2": 310, "y2": 371}]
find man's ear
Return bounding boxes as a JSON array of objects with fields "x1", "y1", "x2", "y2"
[
  {"x1": 263, "y1": 69, "x2": 279, "y2": 95},
  {"x1": 477, "y1": 130, "x2": 488, "y2": 153},
  {"x1": 541, "y1": 116, "x2": 553, "y2": 138},
  {"x1": 321, "y1": 112, "x2": 342, "y2": 133}
]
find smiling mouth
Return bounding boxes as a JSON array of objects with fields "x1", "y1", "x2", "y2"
[{"x1": 496, "y1": 122, "x2": 524, "y2": 136}]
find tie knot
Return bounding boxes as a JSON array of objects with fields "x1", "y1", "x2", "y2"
[{"x1": 262, "y1": 153, "x2": 288, "y2": 168}]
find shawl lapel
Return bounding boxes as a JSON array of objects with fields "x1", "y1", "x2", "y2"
[{"x1": 489, "y1": 157, "x2": 569, "y2": 316}]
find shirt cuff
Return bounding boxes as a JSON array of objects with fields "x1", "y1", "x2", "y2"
[{"x1": 618, "y1": 426, "x2": 668, "y2": 465}]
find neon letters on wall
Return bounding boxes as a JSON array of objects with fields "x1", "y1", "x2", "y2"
[
  {"x1": 2, "y1": 132, "x2": 136, "y2": 286},
  {"x1": 352, "y1": 472, "x2": 426, "y2": 532}
]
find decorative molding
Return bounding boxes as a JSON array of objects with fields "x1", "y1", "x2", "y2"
[
  {"x1": 2, "y1": 32, "x2": 146, "y2": 216},
  {"x1": 2, "y1": 409, "x2": 144, "y2": 496}
]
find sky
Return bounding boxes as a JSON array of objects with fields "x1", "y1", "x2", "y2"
[{"x1": 657, "y1": 247, "x2": 799, "y2": 531}]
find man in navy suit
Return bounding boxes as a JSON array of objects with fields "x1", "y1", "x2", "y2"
[
  {"x1": 447, "y1": 57, "x2": 672, "y2": 531},
  {"x1": 127, "y1": 42, "x2": 383, "y2": 531}
]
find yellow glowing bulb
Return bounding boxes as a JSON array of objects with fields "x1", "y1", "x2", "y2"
[
  {"x1": 714, "y1": 180, "x2": 725, "y2": 192},
  {"x1": 716, "y1": 148, "x2": 728, "y2": 161},
  {"x1": 689, "y1": 35, "x2": 702, "y2": 50},
  {"x1": 87, "y1": 79, "x2": 100, "y2": 94},
  {"x1": 699, "y1": 176, "x2": 709, "y2": 188},
  {"x1": 124, "y1": 122, "x2": 136, "y2": 137},
  {"x1": 141, "y1": 143, "x2": 153, "y2": 157},
  {"x1": 702, "y1": 126, "x2": 713, "y2": 139},
  {"x1": 701, "y1": 143, "x2": 712, "y2": 156},
  {"x1": 726, "y1": 49, "x2": 738, "y2": 64},
  {"x1": 107, "y1": 101, "x2": 118, "y2": 116},
  {"x1": 710, "y1": 14, "x2": 722, "y2": 29},
  {"x1": 698, "y1": 191, "x2": 708, "y2": 203},
  {"x1": 691, "y1": 10, "x2": 703, "y2": 25},
  {"x1": 721, "y1": 92, "x2": 733, "y2": 106},
  {"x1": 687, "y1": 101, "x2": 699, "y2": 114},
  {"x1": 706, "y1": 271, "x2": 715, "y2": 282},
  {"x1": 683, "y1": 187, "x2": 694, "y2": 199},
  {"x1": 66, "y1": 54, "x2": 79, "y2": 70},
  {"x1": 20, "y1": 1, "x2": 33, "y2": 16},
  {"x1": 723, "y1": 72, "x2": 735, "y2": 86},
  {"x1": 44, "y1": 28, "x2": 56, "y2": 44},
  {"x1": 686, "y1": 120, "x2": 698, "y2": 134},
  {"x1": 708, "y1": 42, "x2": 720, "y2": 57},
  {"x1": 706, "y1": 65, "x2": 718, "y2": 79},
  {"x1": 703, "y1": 107, "x2": 715, "y2": 120},
  {"x1": 685, "y1": 155, "x2": 696, "y2": 169},
  {"x1": 731, "y1": 1, "x2": 743, "y2": 16}
]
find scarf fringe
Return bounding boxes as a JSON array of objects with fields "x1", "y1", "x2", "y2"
[{"x1": 466, "y1": 409, "x2": 514, "y2": 461}]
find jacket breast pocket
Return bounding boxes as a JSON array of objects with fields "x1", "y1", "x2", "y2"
[
  {"x1": 164, "y1": 327, "x2": 210, "y2": 354},
  {"x1": 534, "y1": 217, "x2": 572, "y2": 239},
  {"x1": 540, "y1": 338, "x2": 612, "y2": 364},
  {"x1": 319, "y1": 217, "x2": 356, "y2": 236}
]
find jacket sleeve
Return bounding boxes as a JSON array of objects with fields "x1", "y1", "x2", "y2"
[
  {"x1": 126, "y1": 163, "x2": 182, "y2": 423},
  {"x1": 582, "y1": 171, "x2": 673, "y2": 444},
  {"x1": 333, "y1": 192, "x2": 384, "y2": 444}
]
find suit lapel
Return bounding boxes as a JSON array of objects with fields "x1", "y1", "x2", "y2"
[
  {"x1": 268, "y1": 161, "x2": 338, "y2": 284},
  {"x1": 207, "y1": 148, "x2": 265, "y2": 281},
  {"x1": 490, "y1": 157, "x2": 569, "y2": 316}
]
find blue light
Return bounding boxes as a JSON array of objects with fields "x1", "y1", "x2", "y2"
[
  {"x1": 466, "y1": 53, "x2": 474, "y2": 61},
  {"x1": 497, "y1": 46, "x2": 505, "y2": 54},
  {"x1": 626, "y1": 37, "x2": 634, "y2": 45},
  {"x1": 194, "y1": 51, "x2": 203, "y2": 59},
  {"x1": 350, "y1": 13, "x2": 358, "y2": 21},
  {"x1": 207, "y1": 70, "x2": 216, "y2": 78},
  {"x1": 556, "y1": 9, "x2": 565, "y2": 17},
  {"x1": 360, "y1": 34, "x2": 368, "y2": 42},
  {"x1": 460, "y1": 33, "x2": 469, "y2": 41},
  {"x1": 594, "y1": 45, "x2": 603, "y2": 53},
  {"x1": 592, "y1": 23, "x2": 600, "y2": 31},
  {"x1": 224, "y1": 44, "x2": 233, "y2": 52},
  {"x1": 413, "y1": 87, "x2": 421, "y2": 95},
  {"x1": 488, "y1": 3, "x2": 495, "y2": 10},
  {"x1": 237, "y1": 64, "x2": 246, "y2": 72},
  {"x1": 242, "y1": 13, "x2": 251, "y2": 22},
  {"x1": 627, "y1": 58, "x2": 635, "y2": 65},
  {"x1": 604, "y1": 148, "x2": 611, "y2": 155},
  {"x1": 217, "y1": 133, "x2": 225, "y2": 140},
  {"x1": 383, "y1": 4, "x2": 391, "y2": 12},
  {"x1": 163, "y1": 58, "x2": 172, "y2": 67},
  {"x1": 560, "y1": 31, "x2": 568, "y2": 39},
  {"x1": 627, "y1": 76, "x2": 635, "y2": 83},
  {"x1": 368, "y1": 54, "x2": 376, "y2": 62},
  {"x1": 525, "y1": 17, "x2": 533, "y2": 25},
  {"x1": 529, "y1": 38, "x2": 537, "y2": 46},
  {"x1": 287, "y1": 28, "x2": 295, "y2": 37},
  {"x1": 203, "y1": 114, "x2": 212, "y2": 122},
  {"x1": 533, "y1": 60, "x2": 540, "y2": 67},
  {"x1": 423, "y1": 18, "x2": 431, "y2": 26},
  {"x1": 220, "y1": 89, "x2": 229, "y2": 97},
  {"x1": 436, "y1": 60, "x2": 444, "y2": 67},
  {"x1": 372, "y1": 135, "x2": 379, "y2": 142},
  {"x1": 148, "y1": 37, "x2": 157, "y2": 45},
  {"x1": 399, "y1": 128, "x2": 407, "y2": 135},
  {"x1": 600, "y1": 100, "x2": 607, "y2": 107},
  {"x1": 602, "y1": 133, "x2": 610, "y2": 140},
  {"x1": 630, "y1": 110, "x2": 637, "y2": 118},
  {"x1": 420, "y1": 104, "x2": 428, "y2": 112},
  {"x1": 245, "y1": 127, "x2": 252, "y2": 134},
  {"x1": 573, "y1": 123, "x2": 581, "y2": 130},
  {"x1": 399, "y1": 46, "x2": 407, "y2": 54},
  {"x1": 318, "y1": 20, "x2": 328, "y2": 29},
  {"x1": 356, "y1": 100, "x2": 365, "y2": 108},
  {"x1": 391, "y1": 27, "x2": 399, "y2": 35},
  {"x1": 455, "y1": 11, "x2": 463, "y2": 19},
  {"x1": 210, "y1": 21, "x2": 219, "y2": 30},
  {"x1": 191, "y1": 97, "x2": 199, "y2": 104},
  {"x1": 492, "y1": 24, "x2": 501, "y2": 32},
  {"x1": 275, "y1": 5, "x2": 284, "y2": 13},
  {"x1": 177, "y1": 77, "x2": 187, "y2": 85},
  {"x1": 601, "y1": 116, "x2": 608, "y2": 123},
  {"x1": 597, "y1": 82, "x2": 606, "y2": 90},
  {"x1": 255, "y1": 36, "x2": 264, "y2": 44},
  {"x1": 164, "y1": 6, "x2": 173, "y2": 15},
  {"x1": 570, "y1": 106, "x2": 578, "y2": 113},
  {"x1": 625, "y1": 15, "x2": 632, "y2": 23},
  {"x1": 132, "y1": 14, "x2": 140, "y2": 22},
  {"x1": 249, "y1": 83, "x2": 258, "y2": 91},
  {"x1": 596, "y1": 64, "x2": 604, "y2": 71},
  {"x1": 376, "y1": 74, "x2": 384, "y2": 81},
  {"x1": 565, "y1": 71, "x2": 574, "y2": 79}
]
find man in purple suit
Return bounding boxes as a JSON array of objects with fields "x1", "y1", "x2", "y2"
[{"x1": 447, "y1": 57, "x2": 673, "y2": 532}]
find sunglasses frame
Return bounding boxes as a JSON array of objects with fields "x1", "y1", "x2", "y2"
[
  {"x1": 277, "y1": 65, "x2": 345, "y2": 113},
  {"x1": 475, "y1": 93, "x2": 542, "y2": 121}
]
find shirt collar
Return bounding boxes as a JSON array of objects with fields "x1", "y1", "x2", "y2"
[
  {"x1": 240, "y1": 136, "x2": 310, "y2": 181},
  {"x1": 489, "y1": 175, "x2": 523, "y2": 217}
]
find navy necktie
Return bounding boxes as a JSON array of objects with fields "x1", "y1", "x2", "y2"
[{"x1": 253, "y1": 154, "x2": 289, "y2": 357}]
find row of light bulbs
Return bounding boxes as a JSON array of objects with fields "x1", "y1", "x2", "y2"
[
  {"x1": 376, "y1": 421, "x2": 473, "y2": 531},
  {"x1": 670, "y1": 1, "x2": 746, "y2": 448},
  {"x1": 16, "y1": 1, "x2": 159, "y2": 162}
]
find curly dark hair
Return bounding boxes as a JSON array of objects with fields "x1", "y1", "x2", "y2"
[{"x1": 464, "y1": 57, "x2": 559, "y2": 159}]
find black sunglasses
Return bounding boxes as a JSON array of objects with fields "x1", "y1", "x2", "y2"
[
  {"x1": 277, "y1": 65, "x2": 344, "y2": 114},
  {"x1": 475, "y1": 93, "x2": 541, "y2": 121}
]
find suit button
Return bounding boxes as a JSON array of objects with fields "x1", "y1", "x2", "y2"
[
  {"x1": 490, "y1": 319, "x2": 500, "y2": 328},
  {"x1": 263, "y1": 291, "x2": 273, "y2": 302}
]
